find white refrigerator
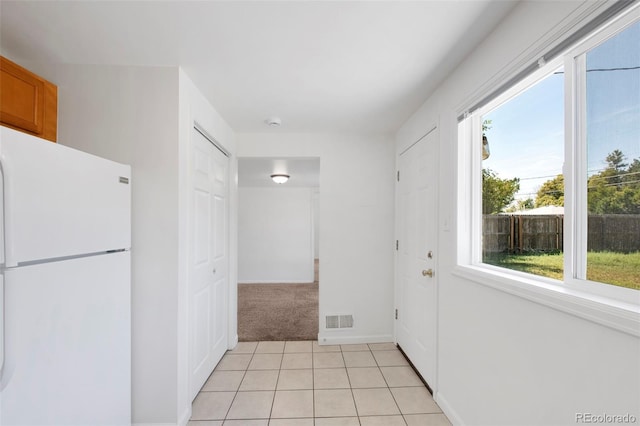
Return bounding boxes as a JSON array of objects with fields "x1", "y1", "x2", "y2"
[{"x1": 0, "y1": 126, "x2": 131, "y2": 425}]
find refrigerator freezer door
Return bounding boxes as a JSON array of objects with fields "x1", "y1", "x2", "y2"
[
  {"x1": 0, "y1": 126, "x2": 131, "y2": 266},
  {"x1": 0, "y1": 251, "x2": 131, "y2": 425}
]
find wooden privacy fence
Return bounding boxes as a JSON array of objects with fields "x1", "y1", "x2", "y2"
[
  {"x1": 587, "y1": 215, "x2": 640, "y2": 253},
  {"x1": 483, "y1": 214, "x2": 640, "y2": 254}
]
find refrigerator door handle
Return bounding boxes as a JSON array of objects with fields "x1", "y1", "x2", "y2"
[{"x1": 0, "y1": 153, "x2": 16, "y2": 268}]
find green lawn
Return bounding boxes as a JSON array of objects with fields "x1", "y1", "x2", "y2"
[{"x1": 483, "y1": 251, "x2": 640, "y2": 290}]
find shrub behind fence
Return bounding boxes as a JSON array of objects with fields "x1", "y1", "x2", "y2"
[{"x1": 483, "y1": 214, "x2": 640, "y2": 254}]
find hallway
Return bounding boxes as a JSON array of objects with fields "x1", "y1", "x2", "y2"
[
  {"x1": 189, "y1": 340, "x2": 451, "y2": 425},
  {"x1": 238, "y1": 261, "x2": 319, "y2": 341}
]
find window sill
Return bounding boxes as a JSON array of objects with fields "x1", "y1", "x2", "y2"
[{"x1": 452, "y1": 264, "x2": 640, "y2": 337}]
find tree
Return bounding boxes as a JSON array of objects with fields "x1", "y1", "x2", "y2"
[
  {"x1": 505, "y1": 198, "x2": 535, "y2": 213},
  {"x1": 482, "y1": 168, "x2": 520, "y2": 214},
  {"x1": 518, "y1": 198, "x2": 535, "y2": 210},
  {"x1": 482, "y1": 119, "x2": 492, "y2": 135},
  {"x1": 587, "y1": 150, "x2": 640, "y2": 214},
  {"x1": 535, "y1": 174, "x2": 564, "y2": 207},
  {"x1": 606, "y1": 149, "x2": 627, "y2": 172}
]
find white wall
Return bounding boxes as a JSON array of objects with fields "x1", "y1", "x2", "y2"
[
  {"x1": 14, "y1": 62, "x2": 237, "y2": 425},
  {"x1": 396, "y1": 1, "x2": 640, "y2": 425},
  {"x1": 238, "y1": 187, "x2": 314, "y2": 283},
  {"x1": 237, "y1": 133, "x2": 395, "y2": 344}
]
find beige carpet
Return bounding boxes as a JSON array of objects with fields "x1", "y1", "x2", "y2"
[{"x1": 238, "y1": 261, "x2": 319, "y2": 341}]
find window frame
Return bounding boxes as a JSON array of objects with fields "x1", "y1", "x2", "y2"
[{"x1": 455, "y1": 5, "x2": 640, "y2": 336}]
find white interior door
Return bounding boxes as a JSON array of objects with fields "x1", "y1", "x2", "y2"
[
  {"x1": 395, "y1": 127, "x2": 438, "y2": 388},
  {"x1": 189, "y1": 127, "x2": 229, "y2": 400}
]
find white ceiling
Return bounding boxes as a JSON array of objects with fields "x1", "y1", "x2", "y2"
[
  {"x1": 239, "y1": 157, "x2": 320, "y2": 188},
  {"x1": 0, "y1": 1, "x2": 517, "y2": 134}
]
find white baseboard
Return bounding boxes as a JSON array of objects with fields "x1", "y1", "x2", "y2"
[
  {"x1": 177, "y1": 406, "x2": 191, "y2": 426},
  {"x1": 435, "y1": 390, "x2": 463, "y2": 426},
  {"x1": 228, "y1": 333, "x2": 239, "y2": 350},
  {"x1": 133, "y1": 413, "x2": 192, "y2": 426},
  {"x1": 238, "y1": 280, "x2": 315, "y2": 284},
  {"x1": 316, "y1": 333, "x2": 394, "y2": 345}
]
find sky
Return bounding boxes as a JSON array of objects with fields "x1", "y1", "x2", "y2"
[{"x1": 481, "y1": 20, "x2": 639, "y2": 203}]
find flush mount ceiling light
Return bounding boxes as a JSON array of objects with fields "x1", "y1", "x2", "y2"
[
  {"x1": 265, "y1": 117, "x2": 281, "y2": 127},
  {"x1": 270, "y1": 174, "x2": 290, "y2": 184}
]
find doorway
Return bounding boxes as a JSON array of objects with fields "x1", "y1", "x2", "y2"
[{"x1": 237, "y1": 157, "x2": 320, "y2": 341}]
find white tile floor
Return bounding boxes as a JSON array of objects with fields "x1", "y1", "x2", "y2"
[{"x1": 188, "y1": 341, "x2": 451, "y2": 426}]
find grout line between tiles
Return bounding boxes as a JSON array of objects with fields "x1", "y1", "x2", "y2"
[
  {"x1": 341, "y1": 345, "x2": 360, "y2": 422},
  {"x1": 266, "y1": 349, "x2": 285, "y2": 420},
  {"x1": 223, "y1": 345, "x2": 257, "y2": 421},
  {"x1": 311, "y1": 341, "x2": 316, "y2": 423}
]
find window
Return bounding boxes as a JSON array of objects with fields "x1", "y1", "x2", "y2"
[
  {"x1": 460, "y1": 6, "x2": 639, "y2": 306},
  {"x1": 480, "y1": 65, "x2": 565, "y2": 281},
  {"x1": 566, "y1": 12, "x2": 640, "y2": 297}
]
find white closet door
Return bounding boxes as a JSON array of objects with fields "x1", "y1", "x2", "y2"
[{"x1": 189, "y1": 127, "x2": 229, "y2": 400}]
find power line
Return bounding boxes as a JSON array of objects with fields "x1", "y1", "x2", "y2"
[
  {"x1": 588, "y1": 179, "x2": 640, "y2": 189},
  {"x1": 516, "y1": 178, "x2": 640, "y2": 197},
  {"x1": 588, "y1": 170, "x2": 640, "y2": 182},
  {"x1": 587, "y1": 66, "x2": 640, "y2": 72},
  {"x1": 554, "y1": 65, "x2": 640, "y2": 75},
  {"x1": 519, "y1": 173, "x2": 562, "y2": 181},
  {"x1": 498, "y1": 168, "x2": 640, "y2": 183}
]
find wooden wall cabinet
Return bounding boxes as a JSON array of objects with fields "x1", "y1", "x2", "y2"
[{"x1": 1, "y1": 56, "x2": 57, "y2": 142}]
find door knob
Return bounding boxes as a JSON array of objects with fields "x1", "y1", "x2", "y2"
[{"x1": 422, "y1": 269, "x2": 434, "y2": 278}]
